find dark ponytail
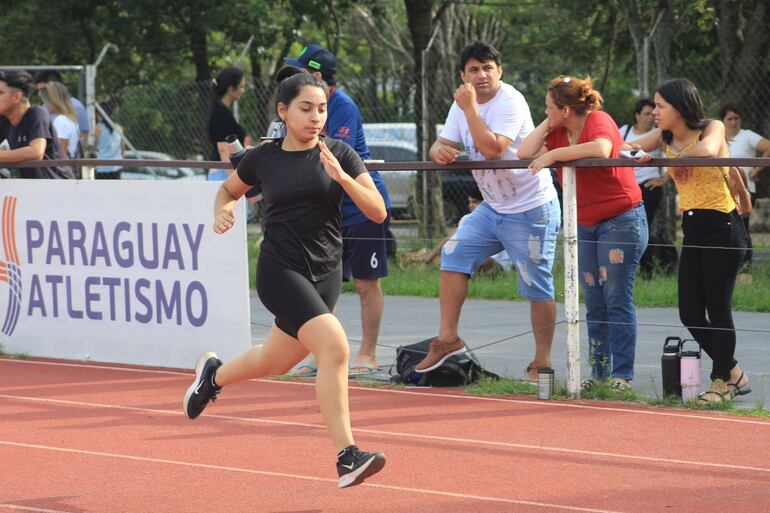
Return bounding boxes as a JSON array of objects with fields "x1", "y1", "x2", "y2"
[
  {"x1": 274, "y1": 73, "x2": 329, "y2": 117},
  {"x1": 212, "y1": 66, "x2": 244, "y2": 100},
  {"x1": 209, "y1": 67, "x2": 244, "y2": 115}
]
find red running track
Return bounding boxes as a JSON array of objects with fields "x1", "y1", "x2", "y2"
[{"x1": 1, "y1": 358, "x2": 769, "y2": 513}]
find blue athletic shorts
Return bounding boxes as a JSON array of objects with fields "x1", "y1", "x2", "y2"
[
  {"x1": 440, "y1": 199, "x2": 561, "y2": 301},
  {"x1": 342, "y1": 213, "x2": 390, "y2": 281}
]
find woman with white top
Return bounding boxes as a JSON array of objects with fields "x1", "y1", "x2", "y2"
[
  {"x1": 620, "y1": 99, "x2": 663, "y2": 277},
  {"x1": 720, "y1": 103, "x2": 770, "y2": 267},
  {"x1": 40, "y1": 82, "x2": 79, "y2": 159}
]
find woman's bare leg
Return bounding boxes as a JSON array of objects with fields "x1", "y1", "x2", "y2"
[
  {"x1": 215, "y1": 324, "x2": 309, "y2": 386},
  {"x1": 296, "y1": 313, "x2": 353, "y2": 451}
]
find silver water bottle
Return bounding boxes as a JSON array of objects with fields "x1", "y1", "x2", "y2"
[
  {"x1": 226, "y1": 134, "x2": 247, "y2": 168},
  {"x1": 537, "y1": 367, "x2": 554, "y2": 400},
  {"x1": 226, "y1": 134, "x2": 261, "y2": 199}
]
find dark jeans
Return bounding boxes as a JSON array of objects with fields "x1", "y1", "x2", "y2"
[
  {"x1": 638, "y1": 183, "x2": 662, "y2": 277},
  {"x1": 678, "y1": 209, "x2": 747, "y2": 382},
  {"x1": 741, "y1": 192, "x2": 757, "y2": 266}
]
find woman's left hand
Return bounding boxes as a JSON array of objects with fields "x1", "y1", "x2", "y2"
[
  {"x1": 528, "y1": 151, "x2": 555, "y2": 175},
  {"x1": 319, "y1": 140, "x2": 348, "y2": 184}
]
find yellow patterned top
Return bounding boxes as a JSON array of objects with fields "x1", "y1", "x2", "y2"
[{"x1": 664, "y1": 137, "x2": 735, "y2": 213}]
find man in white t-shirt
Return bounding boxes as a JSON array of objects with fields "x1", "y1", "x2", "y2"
[{"x1": 415, "y1": 41, "x2": 561, "y2": 381}]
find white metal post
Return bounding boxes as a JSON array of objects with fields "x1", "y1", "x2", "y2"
[
  {"x1": 233, "y1": 36, "x2": 254, "y2": 124},
  {"x1": 85, "y1": 43, "x2": 116, "y2": 180},
  {"x1": 562, "y1": 166, "x2": 581, "y2": 398},
  {"x1": 83, "y1": 63, "x2": 97, "y2": 180}
]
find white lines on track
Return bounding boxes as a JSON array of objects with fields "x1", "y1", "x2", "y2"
[
  {"x1": 0, "y1": 505, "x2": 72, "y2": 513},
  {"x1": 0, "y1": 440, "x2": 625, "y2": 513},
  {"x1": 2, "y1": 393, "x2": 769, "y2": 476}
]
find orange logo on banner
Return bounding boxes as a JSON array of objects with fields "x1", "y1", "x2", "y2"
[{"x1": 0, "y1": 196, "x2": 22, "y2": 337}]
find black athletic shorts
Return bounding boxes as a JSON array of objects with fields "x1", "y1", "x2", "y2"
[
  {"x1": 256, "y1": 254, "x2": 342, "y2": 338},
  {"x1": 341, "y1": 214, "x2": 390, "y2": 281}
]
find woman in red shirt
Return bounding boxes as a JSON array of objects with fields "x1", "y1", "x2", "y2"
[{"x1": 519, "y1": 76, "x2": 648, "y2": 390}]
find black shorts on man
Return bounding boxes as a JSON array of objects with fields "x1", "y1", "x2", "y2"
[{"x1": 342, "y1": 214, "x2": 390, "y2": 281}]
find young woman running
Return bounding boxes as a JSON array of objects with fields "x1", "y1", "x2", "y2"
[
  {"x1": 627, "y1": 78, "x2": 751, "y2": 403},
  {"x1": 183, "y1": 73, "x2": 387, "y2": 487}
]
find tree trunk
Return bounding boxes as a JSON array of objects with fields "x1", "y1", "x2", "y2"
[
  {"x1": 404, "y1": 0, "x2": 446, "y2": 241},
  {"x1": 325, "y1": 0, "x2": 341, "y2": 55},
  {"x1": 715, "y1": 0, "x2": 770, "y2": 131},
  {"x1": 189, "y1": 23, "x2": 210, "y2": 83},
  {"x1": 187, "y1": 18, "x2": 210, "y2": 165},
  {"x1": 598, "y1": 6, "x2": 619, "y2": 95},
  {"x1": 405, "y1": 0, "x2": 433, "y2": 159},
  {"x1": 622, "y1": 0, "x2": 645, "y2": 93},
  {"x1": 651, "y1": 1, "x2": 671, "y2": 85}
]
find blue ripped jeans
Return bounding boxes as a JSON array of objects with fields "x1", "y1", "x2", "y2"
[{"x1": 578, "y1": 203, "x2": 648, "y2": 381}]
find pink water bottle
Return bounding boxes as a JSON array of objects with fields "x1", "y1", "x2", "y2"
[{"x1": 679, "y1": 339, "x2": 701, "y2": 402}]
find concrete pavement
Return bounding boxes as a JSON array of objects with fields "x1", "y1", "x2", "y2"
[{"x1": 249, "y1": 291, "x2": 769, "y2": 408}]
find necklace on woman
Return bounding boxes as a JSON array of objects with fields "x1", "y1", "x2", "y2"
[
  {"x1": 670, "y1": 130, "x2": 698, "y2": 152},
  {"x1": 567, "y1": 114, "x2": 589, "y2": 145}
]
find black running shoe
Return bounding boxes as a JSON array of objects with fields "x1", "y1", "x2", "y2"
[
  {"x1": 336, "y1": 445, "x2": 386, "y2": 488},
  {"x1": 183, "y1": 352, "x2": 222, "y2": 419}
]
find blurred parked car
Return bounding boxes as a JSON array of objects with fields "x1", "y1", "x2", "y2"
[
  {"x1": 367, "y1": 141, "x2": 418, "y2": 220},
  {"x1": 366, "y1": 136, "x2": 479, "y2": 225},
  {"x1": 122, "y1": 150, "x2": 205, "y2": 180}
]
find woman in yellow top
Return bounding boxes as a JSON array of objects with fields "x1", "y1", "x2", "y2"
[{"x1": 628, "y1": 78, "x2": 750, "y2": 404}]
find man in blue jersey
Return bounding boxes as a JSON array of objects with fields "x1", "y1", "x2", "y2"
[{"x1": 285, "y1": 44, "x2": 392, "y2": 377}]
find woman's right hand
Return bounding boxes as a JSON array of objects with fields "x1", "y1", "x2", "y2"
[
  {"x1": 628, "y1": 143, "x2": 653, "y2": 163},
  {"x1": 213, "y1": 209, "x2": 235, "y2": 234}
]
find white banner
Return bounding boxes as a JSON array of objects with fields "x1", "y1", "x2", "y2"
[{"x1": 0, "y1": 179, "x2": 251, "y2": 369}]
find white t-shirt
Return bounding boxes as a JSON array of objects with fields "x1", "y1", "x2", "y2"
[
  {"x1": 439, "y1": 82, "x2": 556, "y2": 214},
  {"x1": 727, "y1": 129, "x2": 763, "y2": 193},
  {"x1": 52, "y1": 114, "x2": 79, "y2": 158},
  {"x1": 619, "y1": 124, "x2": 661, "y2": 184}
]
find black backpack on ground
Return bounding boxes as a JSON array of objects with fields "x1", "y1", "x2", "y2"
[{"x1": 389, "y1": 338, "x2": 499, "y2": 387}]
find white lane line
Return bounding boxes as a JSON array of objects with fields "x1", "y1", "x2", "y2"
[
  {"x1": 2, "y1": 358, "x2": 769, "y2": 426},
  {"x1": 0, "y1": 440, "x2": 625, "y2": 513},
  {"x1": 0, "y1": 359, "x2": 189, "y2": 376},
  {"x1": 2, "y1": 393, "x2": 769, "y2": 475},
  {"x1": 0, "y1": 376, "x2": 182, "y2": 393},
  {"x1": 0, "y1": 505, "x2": 72, "y2": 513}
]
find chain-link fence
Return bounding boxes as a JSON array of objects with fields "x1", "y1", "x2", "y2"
[{"x1": 104, "y1": 57, "x2": 770, "y2": 243}]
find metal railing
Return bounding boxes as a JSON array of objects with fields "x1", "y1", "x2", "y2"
[{"x1": 6, "y1": 156, "x2": 770, "y2": 399}]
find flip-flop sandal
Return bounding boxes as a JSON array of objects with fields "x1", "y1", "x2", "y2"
[
  {"x1": 698, "y1": 389, "x2": 735, "y2": 404},
  {"x1": 348, "y1": 364, "x2": 378, "y2": 379},
  {"x1": 288, "y1": 363, "x2": 318, "y2": 378},
  {"x1": 726, "y1": 372, "x2": 752, "y2": 396},
  {"x1": 608, "y1": 379, "x2": 631, "y2": 391}
]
